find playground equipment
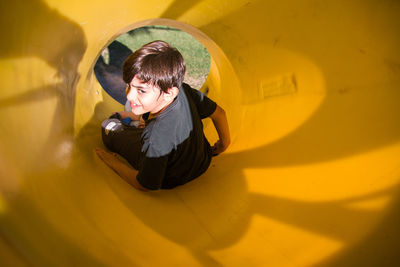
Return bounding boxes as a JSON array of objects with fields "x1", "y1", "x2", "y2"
[{"x1": 1, "y1": 0, "x2": 400, "y2": 266}]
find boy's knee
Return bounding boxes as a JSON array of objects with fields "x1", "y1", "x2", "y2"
[
  {"x1": 102, "y1": 118, "x2": 124, "y2": 136},
  {"x1": 101, "y1": 118, "x2": 125, "y2": 151}
]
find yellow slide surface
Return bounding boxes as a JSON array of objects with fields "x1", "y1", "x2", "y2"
[{"x1": 1, "y1": 0, "x2": 400, "y2": 266}]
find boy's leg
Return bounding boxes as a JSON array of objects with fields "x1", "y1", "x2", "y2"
[{"x1": 101, "y1": 118, "x2": 143, "y2": 170}]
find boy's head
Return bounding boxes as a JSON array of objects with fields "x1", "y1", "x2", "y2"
[{"x1": 122, "y1": 40, "x2": 186, "y2": 93}]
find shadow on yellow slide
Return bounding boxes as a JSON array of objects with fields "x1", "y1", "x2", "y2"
[{"x1": 1, "y1": 0, "x2": 400, "y2": 266}]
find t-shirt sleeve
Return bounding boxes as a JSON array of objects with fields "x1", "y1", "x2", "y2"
[
  {"x1": 136, "y1": 155, "x2": 168, "y2": 190},
  {"x1": 183, "y1": 83, "x2": 217, "y2": 119}
]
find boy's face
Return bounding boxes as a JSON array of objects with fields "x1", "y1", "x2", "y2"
[{"x1": 126, "y1": 76, "x2": 167, "y2": 115}]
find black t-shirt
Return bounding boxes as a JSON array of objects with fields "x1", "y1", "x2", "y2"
[{"x1": 136, "y1": 83, "x2": 217, "y2": 190}]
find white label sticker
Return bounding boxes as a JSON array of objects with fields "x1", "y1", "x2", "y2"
[{"x1": 105, "y1": 121, "x2": 117, "y2": 135}]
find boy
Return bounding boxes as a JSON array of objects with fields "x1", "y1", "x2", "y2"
[{"x1": 95, "y1": 40, "x2": 230, "y2": 191}]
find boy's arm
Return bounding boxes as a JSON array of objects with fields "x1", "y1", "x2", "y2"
[
  {"x1": 95, "y1": 148, "x2": 148, "y2": 191},
  {"x1": 113, "y1": 111, "x2": 146, "y2": 128},
  {"x1": 209, "y1": 105, "x2": 231, "y2": 155}
]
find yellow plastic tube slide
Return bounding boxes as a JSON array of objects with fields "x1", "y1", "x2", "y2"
[{"x1": 1, "y1": 0, "x2": 400, "y2": 266}]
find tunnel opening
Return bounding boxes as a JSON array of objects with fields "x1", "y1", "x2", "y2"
[{"x1": 93, "y1": 24, "x2": 211, "y2": 106}]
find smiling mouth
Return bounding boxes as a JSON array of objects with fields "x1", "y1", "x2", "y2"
[{"x1": 130, "y1": 102, "x2": 141, "y2": 108}]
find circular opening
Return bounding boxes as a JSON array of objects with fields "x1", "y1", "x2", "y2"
[{"x1": 94, "y1": 25, "x2": 211, "y2": 105}]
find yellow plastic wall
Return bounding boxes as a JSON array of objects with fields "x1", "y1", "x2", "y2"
[{"x1": 1, "y1": 0, "x2": 400, "y2": 266}]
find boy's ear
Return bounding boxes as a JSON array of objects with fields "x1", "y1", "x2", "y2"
[{"x1": 164, "y1": 86, "x2": 179, "y2": 100}]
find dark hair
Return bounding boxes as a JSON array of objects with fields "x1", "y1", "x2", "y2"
[{"x1": 122, "y1": 40, "x2": 186, "y2": 93}]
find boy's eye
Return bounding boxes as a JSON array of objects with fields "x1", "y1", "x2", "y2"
[{"x1": 138, "y1": 89, "x2": 146, "y2": 94}]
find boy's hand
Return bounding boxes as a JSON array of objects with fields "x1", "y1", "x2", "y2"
[
  {"x1": 111, "y1": 112, "x2": 145, "y2": 128},
  {"x1": 114, "y1": 111, "x2": 132, "y2": 119},
  {"x1": 113, "y1": 111, "x2": 142, "y2": 122},
  {"x1": 212, "y1": 140, "x2": 229, "y2": 156}
]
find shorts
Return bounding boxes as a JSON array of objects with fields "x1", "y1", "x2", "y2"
[{"x1": 101, "y1": 116, "x2": 143, "y2": 170}]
